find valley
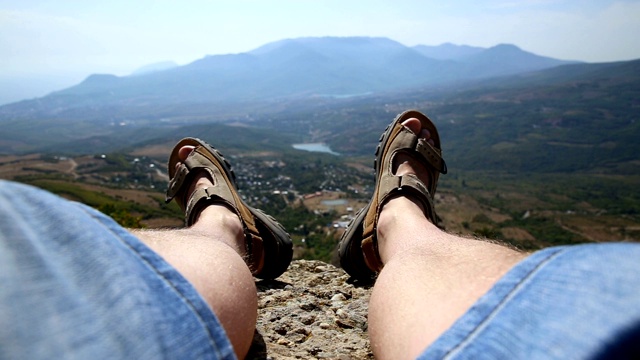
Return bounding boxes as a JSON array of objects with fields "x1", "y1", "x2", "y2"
[
  {"x1": 1, "y1": 37, "x2": 638, "y2": 265},
  {"x1": 3, "y1": 146, "x2": 637, "y2": 265}
]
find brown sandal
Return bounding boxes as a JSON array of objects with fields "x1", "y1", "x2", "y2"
[
  {"x1": 165, "y1": 137, "x2": 292, "y2": 280},
  {"x1": 338, "y1": 110, "x2": 447, "y2": 282}
]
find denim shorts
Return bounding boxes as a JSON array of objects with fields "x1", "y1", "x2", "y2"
[
  {"x1": 2, "y1": 180, "x2": 639, "y2": 359},
  {"x1": 0, "y1": 180, "x2": 235, "y2": 359},
  {"x1": 420, "y1": 243, "x2": 640, "y2": 359}
]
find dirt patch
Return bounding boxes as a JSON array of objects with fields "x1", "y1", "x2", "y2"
[
  {"x1": 302, "y1": 190, "x2": 367, "y2": 216},
  {"x1": 142, "y1": 217, "x2": 183, "y2": 229},
  {"x1": 558, "y1": 214, "x2": 632, "y2": 242},
  {"x1": 501, "y1": 227, "x2": 536, "y2": 241},
  {"x1": 0, "y1": 154, "x2": 76, "y2": 179},
  {"x1": 0, "y1": 154, "x2": 40, "y2": 164},
  {"x1": 71, "y1": 182, "x2": 166, "y2": 209},
  {"x1": 345, "y1": 161, "x2": 372, "y2": 174},
  {"x1": 130, "y1": 143, "x2": 175, "y2": 159},
  {"x1": 437, "y1": 191, "x2": 493, "y2": 234}
]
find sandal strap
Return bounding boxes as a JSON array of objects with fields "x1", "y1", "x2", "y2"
[
  {"x1": 185, "y1": 186, "x2": 265, "y2": 274},
  {"x1": 164, "y1": 145, "x2": 266, "y2": 275},
  {"x1": 387, "y1": 126, "x2": 447, "y2": 185},
  {"x1": 417, "y1": 137, "x2": 447, "y2": 175},
  {"x1": 361, "y1": 175, "x2": 438, "y2": 272},
  {"x1": 165, "y1": 162, "x2": 190, "y2": 203},
  {"x1": 362, "y1": 122, "x2": 446, "y2": 273},
  {"x1": 165, "y1": 150, "x2": 229, "y2": 204}
]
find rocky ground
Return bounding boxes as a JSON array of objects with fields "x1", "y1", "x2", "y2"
[{"x1": 247, "y1": 260, "x2": 374, "y2": 359}]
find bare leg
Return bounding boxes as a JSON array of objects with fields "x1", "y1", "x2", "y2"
[
  {"x1": 131, "y1": 147, "x2": 257, "y2": 359},
  {"x1": 368, "y1": 119, "x2": 528, "y2": 360}
]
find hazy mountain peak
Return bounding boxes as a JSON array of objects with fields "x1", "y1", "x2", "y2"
[
  {"x1": 82, "y1": 74, "x2": 120, "y2": 84},
  {"x1": 131, "y1": 61, "x2": 178, "y2": 76},
  {"x1": 412, "y1": 43, "x2": 485, "y2": 60},
  {"x1": 493, "y1": 43, "x2": 521, "y2": 49},
  {"x1": 0, "y1": 35, "x2": 588, "y2": 112},
  {"x1": 458, "y1": 42, "x2": 577, "y2": 77},
  {"x1": 249, "y1": 36, "x2": 406, "y2": 56},
  {"x1": 478, "y1": 43, "x2": 559, "y2": 61},
  {"x1": 486, "y1": 43, "x2": 525, "y2": 53}
]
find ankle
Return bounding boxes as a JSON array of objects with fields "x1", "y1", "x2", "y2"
[
  {"x1": 191, "y1": 205, "x2": 246, "y2": 255},
  {"x1": 377, "y1": 195, "x2": 424, "y2": 230},
  {"x1": 376, "y1": 196, "x2": 432, "y2": 262}
]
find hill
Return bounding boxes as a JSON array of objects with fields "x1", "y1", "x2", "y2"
[
  {"x1": 0, "y1": 37, "x2": 575, "y2": 123},
  {"x1": 412, "y1": 43, "x2": 485, "y2": 60},
  {"x1": 0, "y1": 34, "x2": 638, "y2": 273},
  {"x1": 0, "y1": 39, "x2": 638, "y2": 262},
  {"x1": 239, "y1": 58, "x2": 639, "y2": 175},
  {"x1": 1, "y1": 56, "x2": 638, "y2": 254},
  {"x1": 131, "y1": 61, "x2": 179, "y2": 76},
  {"x1": 0, "y1": 54, "x2": 637, "y2": 179}
]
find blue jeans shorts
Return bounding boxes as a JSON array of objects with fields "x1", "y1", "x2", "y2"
[
  {"x1": 0, "y1": 180, "x2": 235, "y2": 359},
  {"x1": 1, "y1": 180, "x2": 639, "y2": 359},
  {"x1": 419, "y1": 241, "x2": 640, "y2": 358}
]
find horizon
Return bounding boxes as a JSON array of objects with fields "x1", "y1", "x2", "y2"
[{"x1": 1, "y1": 0, "x2": 640, "y2": 105}]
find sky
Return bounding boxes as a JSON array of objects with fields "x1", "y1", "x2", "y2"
[{"x1": 1, "y1": 0, "x2": 640, "y2": 104}]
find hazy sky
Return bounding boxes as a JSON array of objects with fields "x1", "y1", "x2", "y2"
[{"x1": 1, "y1": 0, "x2": 640, "y2": 104}]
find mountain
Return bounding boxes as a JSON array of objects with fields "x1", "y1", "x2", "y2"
[
  {"x1": 0, "y1": 54, "x2": 637, "y2": 183},
  {"x1": 131, "y1": 61, "x2": 178, "y2": 76},
  {"x1": 0, "y1": 37, "x2": 576, "y2": 122},
  {"x1": 412, "y1": 43, "x2": 485, "y2": 60},
  {"x1": 415, "y1": 43, "x2": 578, "y2": 80},
  {"x1": 315, "y1": 58, "x2": 640, "y2": 174},
  {"x1": 457, "y1": 44, "x2": 579, "y2": 78},
  {"x1": 7, "y1": 35, "x2": 633, "y2": 177}
]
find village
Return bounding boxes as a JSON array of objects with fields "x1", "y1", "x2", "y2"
[{"x1": 0, "y1": 149, "x2": 375, "y2": 261}]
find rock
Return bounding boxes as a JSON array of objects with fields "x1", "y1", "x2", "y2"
[
  {"x1": 299, "y1": 314, "x2": 316, "y2": 325},
  {"x1": 299, "y1": 301, "x2": 319, "y2": 312},
  {"x1": 331, "y1": 293, "x2": 347, "y2": 302},
  {"x1": 247, "y1": 260, "x2": 374, "y2": 359}
]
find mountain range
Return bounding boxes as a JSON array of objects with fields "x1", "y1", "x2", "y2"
[
  {"x1": 0, "y1": 36, "x2": 638, "y2": 181},
  {"x1": 0, "y1": 37, "x2": 577, "y2": 121}
]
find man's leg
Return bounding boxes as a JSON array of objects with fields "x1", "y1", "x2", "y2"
[
  {"x1": 367, "y1": 118, "x2": 526, "y2": 359},
  {"x1": 132, "y1": 145, "x2": 258, "y2": 358}
]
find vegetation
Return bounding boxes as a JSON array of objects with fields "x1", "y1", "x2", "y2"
[
  {"x1": 15, "y1": 176, "x2": 181, "y2": 228},
  {"x1": 1, "y1": 58, "x2": 638, "y2": 261},
  {"x1": 7, "y1": 144, "x2": 639, "y2": 263}
]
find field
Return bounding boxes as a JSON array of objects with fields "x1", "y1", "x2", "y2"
[
  {"x1": 439, "y1": 170, "x2": 640, "y2": 249},
  {"x1": 3, "y1": 149, "x2": 638, "y2": 264}
]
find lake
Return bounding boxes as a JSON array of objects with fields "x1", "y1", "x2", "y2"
[{"x1": 292, "y1": 143, "x2": 340, "y2": 155}]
